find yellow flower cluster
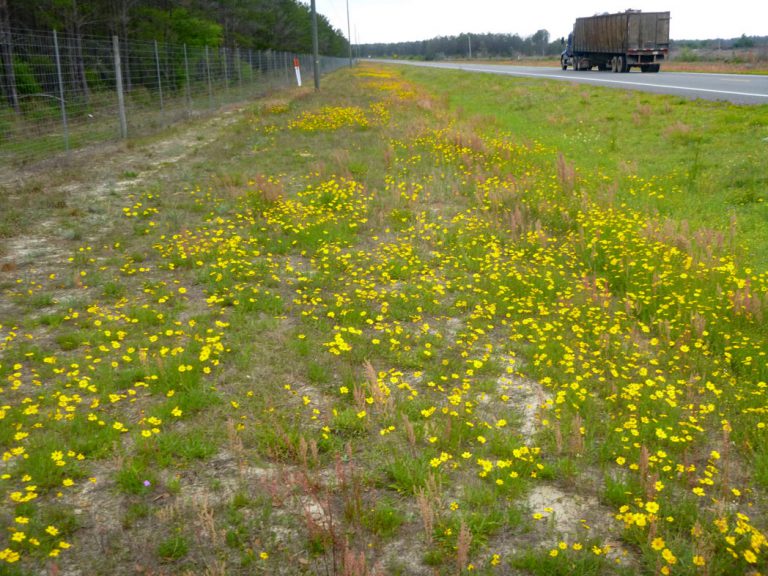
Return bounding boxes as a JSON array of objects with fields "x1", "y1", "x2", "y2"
[
  {"x1": 273, "y1": 118, "x2": 767, "y2": 571},
  {"x1": 289, "y1": 105, "x2": 369, "y2": 131}
]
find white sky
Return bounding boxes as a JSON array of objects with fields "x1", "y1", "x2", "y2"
[{"x1": 318, "y1": 0, "x2": 768, "y2": 44}]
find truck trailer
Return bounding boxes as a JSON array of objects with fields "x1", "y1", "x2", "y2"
[{"x1": 561, "y1": 10, "x2": 670, "y2": 73}]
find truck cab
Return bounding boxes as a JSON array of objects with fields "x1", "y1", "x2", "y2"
[{"x1": 560, "y1": 34, "x2": 573, "y2": 70}]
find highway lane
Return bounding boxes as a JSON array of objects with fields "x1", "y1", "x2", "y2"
[{"x1": 376, "y1": 60, "x2": 768, "y2": 105}]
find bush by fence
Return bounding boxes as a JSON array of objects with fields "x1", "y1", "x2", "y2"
[{"x1": 0, "y1": 28, "x2": 349, "y2": 164}]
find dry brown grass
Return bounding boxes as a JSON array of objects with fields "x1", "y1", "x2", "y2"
[
  {"x1": 664, "y1": 58, "x2": 768, "y2": 74},
  {"x1": 451, "y1": 55, "x2": 768, "y2": 74}
]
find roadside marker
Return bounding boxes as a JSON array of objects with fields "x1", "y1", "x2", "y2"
[{"x1": 294, "y1": 57, "x2": 302, "y2": 87}]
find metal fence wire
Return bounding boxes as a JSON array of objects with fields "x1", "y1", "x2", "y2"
[{"x1": 0, "y1": 28, "x2": 349, "y2": 164}]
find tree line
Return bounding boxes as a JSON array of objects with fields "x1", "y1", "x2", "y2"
[
  {"x1": 1, "y1": 0, "x2": 347, "y2": 53},
  {"x1": 0, "y1": 0, "x2": 349, "y2": 113},
  {"x1": 359, "y1": 30, "x2": 563, "y2": 60},
  {"x1": 359, "y1": 31, "x2": 768, "y2": 61},
  {"x1": 673, "y1": 35, "x2": 768, "y2": 50}
]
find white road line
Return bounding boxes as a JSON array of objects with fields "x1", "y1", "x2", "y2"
[{"x1": 463, "y1": 66, "x2": 768, "y2": 100}]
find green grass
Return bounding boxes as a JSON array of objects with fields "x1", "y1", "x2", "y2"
[
  {"x1": 139, "y1": 429, "x2": 218, "y2": 466},
  {"x1": 156, "y1": 534, "x2": 189, "y2": 562},
  {"x1": 121, "y1": 502, "x2": 151, "y2": 529},
  {"x1": 115, "y1": 460, "x2": 157, "y2": 495},
  {"x1": 509, "y1": 545, "x2": 620, "y2": 576},
  {"x1": 360, "y1": 497, "x2": 406, "y2": 537},
  {"x1": 380, "y1": 455, "x2": 434, "y2": 493}
]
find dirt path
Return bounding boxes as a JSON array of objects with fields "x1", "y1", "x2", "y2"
[
  {"x1": 2, "y1": 106, "x2": 244, "y2": 271},
  {"x1": 0, "y1": 102, "x2": 272, "y2": 335}
]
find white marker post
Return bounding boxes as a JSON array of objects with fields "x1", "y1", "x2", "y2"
[{"x1": 294, "y1": 57, "x2": 302, "y2": 87}]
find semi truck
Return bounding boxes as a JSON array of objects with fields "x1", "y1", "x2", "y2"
[{"x1": 560, "y1": 10, "x2": 670, "y2": 73}]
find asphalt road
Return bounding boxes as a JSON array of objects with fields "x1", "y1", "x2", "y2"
[{"x1": 379, "y1": 60, "x2": 768, "y2": 105}]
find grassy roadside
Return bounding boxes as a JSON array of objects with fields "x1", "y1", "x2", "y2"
[
  {"x1": 0, "y1": 62, "x2": 767, "y2": 576},
  {"x1": 398, "y1": 65, "x2": 768, "y2": 271}
]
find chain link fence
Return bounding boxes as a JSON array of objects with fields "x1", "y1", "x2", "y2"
[{"x1": 0, "y1": 28, "x2": 349, "y2": 164}]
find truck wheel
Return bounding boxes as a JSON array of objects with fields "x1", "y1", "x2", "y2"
[
  {"x1": 561, "y1": 56, "x2": 568, "y2": 70},
  {"x1": 611, "y1": 57, "x2": 618, "y2": 73},
  {"x1": 617, "y1": 55, "x2": 627, "y2": 73}
]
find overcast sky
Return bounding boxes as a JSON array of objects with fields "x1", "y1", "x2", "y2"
[{"x1": 318, "y1": 0, "x2": 768, "y2": 44}]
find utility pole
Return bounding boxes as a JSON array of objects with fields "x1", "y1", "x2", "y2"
[
  {"x1": 311, "y1": 0, "x2": 320, "y2": 90},
  {"x1": 468, "y1": 34, "x2": 472, "y2": 59},
  {"x1": 346, "y1": 0, "x2": 353, "y2": 66}
]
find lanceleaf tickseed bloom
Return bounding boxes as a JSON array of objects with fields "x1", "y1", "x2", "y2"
[
  {"x1": 661, "y1": 548, "x2": 677, "y2": 564},
  {"x1": 0, "y1": 548, "x2": 20, "y2": 562},
  {"x1": 645, "y1": 502, "x2": 660, "y2": 514},
  {"x1": 288, "y1": 106, "x2": 369, "y2": 131}
]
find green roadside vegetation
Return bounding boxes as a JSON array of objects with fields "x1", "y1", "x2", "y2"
[
  {"x1": 0, "y1": 63, "x2": 766, "y2": 575},
  {"x1": 400, "y1": 66, "x2": 768, "y2": 270}
]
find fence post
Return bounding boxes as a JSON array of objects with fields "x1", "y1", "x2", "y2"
[
  {"x1": 205, "y1": 45, "x2": 213, "y2": 108},
  {"x1": 154, "y1": 39, "x2": 164, "y2": 115},
  {"x1": 236, "y1": 46, "x2": 242, "y2": 91},
  {"x1": 222, "y1": 46, "x2": 229, "y2": 98},
  {"x1": 52, "y1": 30, "x2": 69, "y2": 152},
  {"x1": 183, "y1": 43, "x2": 192, "y2": 111},
  {"x1": 285, "y1": 52, "x2": 290, "y2": 85},
  {"x1": 113, "y1": 35, "x2": 128, "y2": 139}
]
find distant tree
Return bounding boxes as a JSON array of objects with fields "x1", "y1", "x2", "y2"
[
  {"x1": 509, "y1": 33, "x2": 525, "y2": 56},
  {"x1": 0, "y1": 0, "x2": 19, "y2": 112},
  {"x1": 733, "y1": 34, "x2": 754, "y2": 48},
  {"x1": 30, "y1": 0, "x2": 103, "y2": 102},
  {"x1": 359, "y1": 29, "x2": 562, "y2": 60},
  {"x1": 0, "y1": 0, "x2": 350, "y2": 60},
  {"x1": 132, "y1": 7, "x2": 222, "y2": 46},
  {"x1": 531, "y1": 29, "x2": 549, "y2": 56},
  {"x1": 104, "y1": 0, "x2": 140, "y2": 90}
]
